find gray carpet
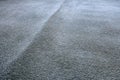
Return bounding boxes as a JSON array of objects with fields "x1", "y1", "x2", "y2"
[{"x1": 0, "y1": 0, "x2": 120, "y2": 80}]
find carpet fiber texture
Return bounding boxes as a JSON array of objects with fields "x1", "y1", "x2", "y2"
[{"x1": 0, "y1": 0, "x2": 120, "y2": 80}]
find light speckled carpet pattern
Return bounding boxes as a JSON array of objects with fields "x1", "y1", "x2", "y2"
[{"x1": 0, "y1": 0, "x2": 120, "y2": 80}]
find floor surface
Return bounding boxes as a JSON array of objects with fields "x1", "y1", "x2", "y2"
[{"x1": 0, "y1": 0, "x2": 120, "y2": 80}]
